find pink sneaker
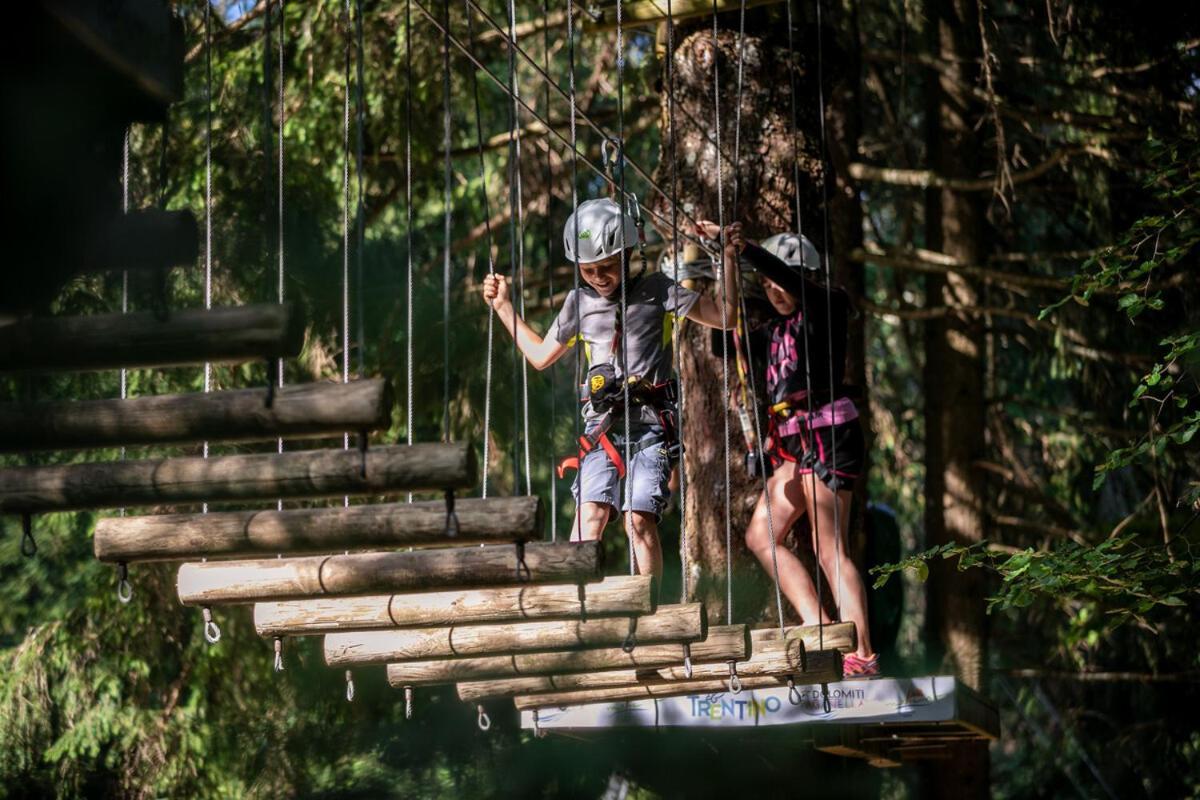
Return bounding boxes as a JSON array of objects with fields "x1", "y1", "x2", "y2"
[{"x1": 842, "y1": 652, "x2": 880, "y2": 678}]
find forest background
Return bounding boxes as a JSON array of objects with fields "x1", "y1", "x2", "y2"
[{"x1": 1, "y1": 0, "x2": 1197, "y2": 798}]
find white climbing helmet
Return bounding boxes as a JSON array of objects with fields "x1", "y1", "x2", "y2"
[
  {"x1": 563, "y1": 198, "x2": 640, "y2": 265},
  {"x1": 761, "y1": 232, "x2": 821, "y2": 271}
]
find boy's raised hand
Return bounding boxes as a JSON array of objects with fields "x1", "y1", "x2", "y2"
[
  {"x1": 482, "y1": 272, "x2": 512, "y2": 313},
  {"x1": 693, "y1": 220, "x2": 745, "y2": 256}
]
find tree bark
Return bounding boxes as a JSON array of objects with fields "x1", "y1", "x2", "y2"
[{"x1": 922, "y1": 0, "x2": 990, "y2": 795}]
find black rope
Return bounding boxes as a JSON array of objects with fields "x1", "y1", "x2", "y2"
[
  {"x1": 565, "y1": 0, "x2": 583, "y2": 544},
  {"x1": 444, "y1": 489, "x2": 459, "y2": 537},
  {"x1": 514, "y1": 539, "x2": 531, "y2": 582},
  {"x1": 20, "y1": 513, "x2": 36, "y2": 558}
]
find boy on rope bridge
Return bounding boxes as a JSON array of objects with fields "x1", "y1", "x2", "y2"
[
  {"x1": 721, "y1": 227, "x2": 879, "y2": 677},
  {"x1": 481, "y1": 198, "x2": 740, "y2": 579}
]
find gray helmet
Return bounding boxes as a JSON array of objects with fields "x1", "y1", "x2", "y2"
[
  {"x1": 563, "y1": 198, "x2": 639, "y2": 264},
  {"x1": 761, "y1": 232, "x2": 821, "y2": 271}
]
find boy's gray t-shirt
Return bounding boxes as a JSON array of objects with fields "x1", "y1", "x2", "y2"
[{"x1": 545, "y1": 271, "x2": 702, "y2": 424}]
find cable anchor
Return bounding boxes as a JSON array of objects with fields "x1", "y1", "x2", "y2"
[
  {"x1": 404, "y1": 686, "x2": 414, "y2": 720},
  {"x1": 117, "y1": 562, "x2": 133, "y2": 604},
  {"x1": 621, "y1": 617, "x2": 638, "y2": 654},
  {"x1": 821, "y1": 683, "x2": 832, "y2": 714},
  {"x1": 682, "y1": 643, "x2": 693, "y2": 679},
  {"x1": 476, "y1": 704, "x2": 492, "y2": 732},
  {"x1": 787, "y1": 677, "x2": 802, "y2": 706},
  {"x1": 273, "y1": 636, "x2": 285, "y2": 672},
  {"x1": 345, "y1": 670, "x2": 356, "y2": 702},
  {"x1": 727, "y1": 661, "x2": 743, "y2": 694},
  {"x1": 202, "y1": 606, "x2": 222, "y2": 644},
  {"x1": 444, "y1": 489, "x2": 459, "y2": 538},
  {"x1": 20, "y1": 513, "x2": 36, "y2": 558}
]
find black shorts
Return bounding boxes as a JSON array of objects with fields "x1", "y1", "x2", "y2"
[{"x1": 769, "y1": 418, "x2": 865, "y2": 485}]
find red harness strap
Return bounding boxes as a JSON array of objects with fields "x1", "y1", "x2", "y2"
[{"x1": 555, "y1": 412, "x2": 627, "y2": 480}]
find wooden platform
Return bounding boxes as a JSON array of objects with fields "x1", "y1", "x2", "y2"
[{"x1": 518, "y1": 675, "x2": 998, "y2": 766}]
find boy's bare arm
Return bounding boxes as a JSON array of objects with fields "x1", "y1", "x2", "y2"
[
  {"x1": 683, "y1": 221, "x2": 742, "y2": 330},
  {"x1": 482, "y1": 273, "x2": 570, "y2": 370}
]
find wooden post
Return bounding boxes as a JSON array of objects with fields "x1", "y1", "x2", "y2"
[
  {"x1": 752, "y1": 621, "x2": 858, "y2": 654},
  {"x1": 0, "y1": 304, "x2": 304, "y2": 373},
  {"x1": 0, "y1": 379, "x2": 393, "y2": 453},
  {"x1": 326, "y1": 602, "x2": 705, "y2": 667},
  {"x1": 95, "y1": 495, "x2": 539, "y2": 563},
  {"x1": 385, "y1": 624, "x2": 748, "y2": 687},
  {"x1": 510, "y1": 651, "x2": 842, "y2": 709},
  {"x1": 253, "y1": 575, "x2": 652, "y2": 635},
  {"x1": 177, "y1": 541, "x2": 602, "y2": 606},
  {"x1": 457, "y1": 643, "x2": 839, "y2": 703},
  {"x1": 0, "y1": 441, "x2": 476, "y2": 514}
]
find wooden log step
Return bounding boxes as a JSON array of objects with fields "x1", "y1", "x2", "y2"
[
  {"x1": 753, "y1": 621, "x2": 858, "y2": 654},
  {"x1": 0, "y1": 379, "x2": 393, "y2": 453},
  {"x1": 510, "y1": 650, "x2": 843, "y2": 710},
  {"x1": 386, "y1": 624, "x2": 749, "y2": 687},
  {"x1": 456, "y1": 644, "x2": 835, "y2": 703},
  {"x1": 253, "y1": 575, "x2": 651, "y2": 636},
  {"x1": 0, "y1": 304, "x2": 304, "y2": 373},
  {"x1": 326, "y1": 602, "x2": 705, "y2": 667},
  {"x1": 95, "y1": 495, "x2": 538, "y2": 563},
  {"x1": 177, "y1": 541, "x2": 600, "y2": 606},
  {"x1": 0, "y1": 441, "x2": 476, "y2": 514}
]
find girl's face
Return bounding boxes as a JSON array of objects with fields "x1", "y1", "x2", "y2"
[
  {"x1": 763, "y1": 276, "x2": 797, "y2": 315},
  {"x1": 579, "y1": 253, "x2": 623, "y2": 298}
]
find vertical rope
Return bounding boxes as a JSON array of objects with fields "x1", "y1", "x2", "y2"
[
  {"x1": 202, "y1": 0, "x2": 213, "y2": 515},
  {"x1": 404, "y1": 0, "x2": 415, "y2": 502},
  {"x1": 355, "y1": 0, "x2": 366, "y2": 378},
  {"x1": 463, "y1": 0, "x2": 499, "y2": 497},
  {"x1": 710, "y1": 0, "x2": 733, "y2": 625},
  {"x1": 342, "y1": 0, "x2": 352, "y2": 508},
  {"x1": 543, "y1": 0, "x2": 557, "y2": 540},
  {"x1": 665, "y1": 0, "x2": 689, "y2": 603},
  {"x1": 119, "y1": 128, "x2": 130, "y2": 519},
  {"x1": 566, "y1": 0, "x2": 583, "y2": 543},
  {"x1": 276, "y1": 0, "x2": 286, "y2": 512},
  {"x1": 441, "y1": 0, "x2": 453, "y2": 444},
  {"x1": 814, "y1": 0, "x2": 844, "y2": 615}
]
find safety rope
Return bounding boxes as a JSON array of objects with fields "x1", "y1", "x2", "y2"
[
  {"x1": 709, "y1": 0, "x2": 734, "y2": 627},
  {"x1": 116, "y1": 127, "x2": 132, "y2": 603},
  {"x1": 565, "y1": 0, "x2": 583, "y2": 545},
  {"x1": 462, "y1": 0, "x2": 499, "y2": 500},
  {"x1": 275, "y1": 0, "x2": 286, "y2": 512},
  {"x1": 814, "y1": 0, "x2": 844, "y2": 616},
  {"x1": 505, "y1": 0, "x2": 532, "y2": 496},
  {"x1": 543, "y1": 0, "x2": 558, "y2": 541},
  {"x1": 404, "y1": 0, "x2": 415, "y2": 502},
  {"x1": 440, "y1": 0, "x2": 453, "y2": 445},
  {"x1": 341, "y1": 0, "x2": 353, "y2": 509}
]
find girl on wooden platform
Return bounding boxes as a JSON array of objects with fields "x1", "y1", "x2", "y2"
[{"x1": 727, "y1": 228, "x2": 879, "y2": 677}]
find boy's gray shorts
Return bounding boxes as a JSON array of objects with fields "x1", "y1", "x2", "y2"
[{"x1": 571, "y1": 425, "x2": 673, "y2": 519}]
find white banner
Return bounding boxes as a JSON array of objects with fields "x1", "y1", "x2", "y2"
[{"x1": 521, "y1": 676, "x2": 962, "y2": 730}]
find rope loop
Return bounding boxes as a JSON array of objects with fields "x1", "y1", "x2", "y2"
[
  {"x1": 683, "y1": 643, "x2": 693, "y2": 679},
  {"x1": 727, "y1": 661, "x2": 743, "y2": 694},
  {"x1": 20, "y1": 513, "x2": 36, "y2": 558},
  {"x1": 821, "y1": 683, "x2": 832, "y2": 714},
  {"x1": 117, "y1": 562, "x2": 133, "y2": 604},
  {"x1": 787, "y1": 677, "x2": 802, "y2": 706},
  {"x1": 345, "y1": 670, "x2": 356, "y2": 702},
  {"x1": 621, "y1": 618, "x2": 638, "y2": 654},
  {"x1": 533, "y1": 709, "x2": 546, "y2": 738},
  {"x1": 476, "y1": 704, "x2": 492, "y2": 731},
  {"x1": 514, "y1": 540, "x2": 531, "y2": 583},
  {"x1": 404, "y1": 685, "x2": 414, "y2": 719},
  {"x1": 444, "y1": 489, "x2": 459, "y2": 538},
  {"x1": 202, "y1": 607, "x2": 222, "y2": 644},
  {"x1": 273, "y1": 637, "x2": 285, "y2": 672}
]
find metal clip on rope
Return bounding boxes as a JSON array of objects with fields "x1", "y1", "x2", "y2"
[
  {"x1": 476, "y1": 704, "x2": 492, "y2": 732},
  {"x1": 273, "y1": 637, "x2": 285, "y2": 672},
  {"x1": 444, "y1": 489, "x2": 459, "y2": 538},
  {"x1": 787, "y1": 677, "x2": 802, "y2": 706},
  {"x1": 514, "y1": 540, "x2": 531, "y2": 583},
  {"x1": 345, "y1": 670, "x2": 355, "y2": 702},
  {"x1": 20, "y1": 513, "x2": 36, "y2": 558},
  {"x1": 600, "y1": 137, "x2": 622, "y2": 184},
  {"x1": 404, "y1": 686, "x2": 414, "y2": 720},
  {"x1": 727, "y1": 661, "x2": 743, "y2": 694},
  {"x1": 202, "y1": 607, "x2": 221, "y2": 644},
  {"x1": 117, "y1": 562, "x2": 133, "y2": 604}
]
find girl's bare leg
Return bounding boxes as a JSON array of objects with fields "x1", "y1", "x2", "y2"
[
  {"x1": 803, "y1": 479, "x2": 874, "y2": 658},
  {"x1": 570, "y1": 502, "x2": 612, "y2": 542},
  {"x1": 744, "y1": 460, "x2": 832, "y2": 626}
]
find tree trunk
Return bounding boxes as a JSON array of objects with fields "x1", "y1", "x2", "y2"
[
  {"x1": 654, "y1": 8, "x2": 833, "y2": 624},
  {"x1": 923, "y1": 0, "x2": 990, "y2": 795}
]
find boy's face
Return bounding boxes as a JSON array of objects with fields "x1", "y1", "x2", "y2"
[
  {"x1": 579, "y1": 253, "x2": 624, "y2": 298},
  {"x1": 763, "y1": 276, "x2": 797, "y2": 315}
]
